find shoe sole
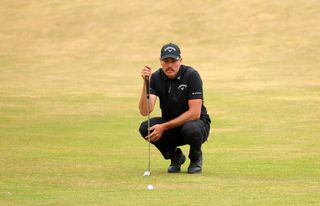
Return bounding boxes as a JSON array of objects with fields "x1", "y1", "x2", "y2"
[{"x1": 187, "y1": 166, "x2": 202, "y2": 174}]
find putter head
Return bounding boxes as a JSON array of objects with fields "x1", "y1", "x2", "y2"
[{"x1": 143, "y1": 170, "x2": 151, "y2": 176}]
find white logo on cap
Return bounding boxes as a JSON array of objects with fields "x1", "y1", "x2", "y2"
[{"x1": 164, "y1": 46, "x2": 176, "y2": 53}]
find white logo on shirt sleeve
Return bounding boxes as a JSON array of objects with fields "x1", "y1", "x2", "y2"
[{"x1": 192, "y1": 92, "x2": 202, "y2": 95}]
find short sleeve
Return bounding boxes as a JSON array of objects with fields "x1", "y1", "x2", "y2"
[{"x1": 188, "y1": 71, "x2": 203, "y2": 100}]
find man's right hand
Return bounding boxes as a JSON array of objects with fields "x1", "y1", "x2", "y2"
[{"x1": 141, "y1": 65, "x2": 152, "y2": 80}]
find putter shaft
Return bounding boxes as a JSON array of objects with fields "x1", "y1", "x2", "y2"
[{"x1": 145, "y1": 76, "x2": 151, "y2": 173}]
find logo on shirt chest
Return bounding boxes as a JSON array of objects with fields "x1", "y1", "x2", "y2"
[{"x1": 178, "y1": 84, "x2": 187, "y2": 91}]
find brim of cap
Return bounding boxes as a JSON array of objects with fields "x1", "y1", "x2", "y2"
[{"x1": 160, "y1": 54, "x2": 180, "y2": 60}]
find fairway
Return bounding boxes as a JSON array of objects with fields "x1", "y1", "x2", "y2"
[{"x1": 1, "y1": 1, "x2": 320, "y2": 205}]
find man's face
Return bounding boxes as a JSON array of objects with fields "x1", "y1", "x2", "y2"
[{"x1": 160, "y1": 57, "x2": 182, "y2": 79}]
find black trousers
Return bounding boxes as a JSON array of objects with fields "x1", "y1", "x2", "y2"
[{"x1": 139, "y1": 117, "x2": 210, "y2": 161}]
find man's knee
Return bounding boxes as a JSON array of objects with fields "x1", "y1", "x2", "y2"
[
  {"x1": 139, "y1": 120, "x2": 148, "y2": 137},
  {"x1": 139, "y1": 117, "x2": 166, "y2": 138},
  {"x1": 181, "y1": 121, "x2": 204, "y2": 144},
  {"x1": 181, "y1": 121, "x2": 202, "y2": 136}
]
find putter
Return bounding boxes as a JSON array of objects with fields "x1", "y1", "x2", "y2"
[{"x1": 143, "y1": 76, "x2": 151, "y2": 176}]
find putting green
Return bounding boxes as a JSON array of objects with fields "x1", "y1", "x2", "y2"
[{"x1": 1, "y1": 1, "x2": 319, "y2": 205}]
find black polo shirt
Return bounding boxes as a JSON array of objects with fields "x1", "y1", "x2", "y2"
[{"x1": 150, "y1": 65, "x2": 210, "y2": 123}]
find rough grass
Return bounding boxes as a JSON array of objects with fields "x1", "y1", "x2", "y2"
[{"x1": 1, "y1": 0, "x2": 320, "y2": 205}]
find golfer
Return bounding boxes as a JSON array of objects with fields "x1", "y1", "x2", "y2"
[{"x1": 139, "y1": 43, "x2": 211, "y2": 173}]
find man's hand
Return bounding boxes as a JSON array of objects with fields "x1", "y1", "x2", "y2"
[
  {"x1": 145, "y1": 124, "x2": 165, "y2": 142},
  {"x1": 141, "y1": 65, "x2": 152, "y2": 80}
]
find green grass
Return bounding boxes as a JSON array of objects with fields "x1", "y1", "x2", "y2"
[{"x1": 1, "y1": 0, "x2": 320, "y2": 205}]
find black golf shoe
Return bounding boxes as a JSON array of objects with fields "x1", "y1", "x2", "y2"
[
  {"x1": 168, "y1": 148, "x2": 186, "y2": 173},
  {"x1": 187, "y1": 156, "x2": 202, "y2": 174}
]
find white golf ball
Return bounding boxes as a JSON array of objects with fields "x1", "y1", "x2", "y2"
[
  {"x1": 143, "y1": 171, "x2": 151, "y2": 176},
  {"x1": 147, "y1": 184, "x2": 154, "y2": 190}
]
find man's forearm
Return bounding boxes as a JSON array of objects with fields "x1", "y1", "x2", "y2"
[
  {"x1": 139, "y1": 82, "x2": 148, "y2": 116},
  {"x1": 162, "y1": 110, "x2": 200, "y2": 131}
]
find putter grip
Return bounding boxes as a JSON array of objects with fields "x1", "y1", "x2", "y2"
[{"x1": 145, "y1": 76, "x2": 150, "y2": 99}]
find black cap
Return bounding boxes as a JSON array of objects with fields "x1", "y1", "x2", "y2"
[{"x1": 160, "y1": 43, "x2": 181, "y2": 60}]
